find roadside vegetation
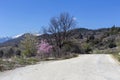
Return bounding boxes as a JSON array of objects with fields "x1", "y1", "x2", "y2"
[{"x1": 112, "y1": 53, "x2": 120, "y2": 62}]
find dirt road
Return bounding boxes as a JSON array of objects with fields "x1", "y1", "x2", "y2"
[{"x1": 0, "y1": 54, "x2": 120, "y2": 80}]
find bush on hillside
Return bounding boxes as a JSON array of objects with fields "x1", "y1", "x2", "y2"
[
  {"x1": 81, "y1": 43, "x2": 92, "y2": 54},
  {"x1": 37, "y1": 40, "x2": 53, "y2": 58},
  {"x1": 3, "y1": 48, "x2": 15, "y2": 58},
  {"x1": 0, "y1": 50, "x2": 4, "y2": 58},
  {"x1": 20, "y1": 34, "x2": 37, "y2": 57},
  {"x1": 109, "y1": 42, "x2": 117, "y2": 48}
]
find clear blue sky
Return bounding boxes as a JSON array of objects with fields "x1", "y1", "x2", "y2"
[{"x1": 0, "y1": 0, "x2": 120, "y2": 37}]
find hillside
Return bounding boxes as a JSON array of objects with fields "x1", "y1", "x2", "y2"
[
  {"x1": 0, "y1": 28, "x2": 113, "y2": 47},
  {"x1": 0, "y1": 26, "x2": 120, "y2": 57}
]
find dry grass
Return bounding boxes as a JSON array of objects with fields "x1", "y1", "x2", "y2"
[
  {"x1": 0, "y1": 53, "x2": 79, "y2": 72},
  {"x1": 112, "y1": 53, "x2": 120, "y2": 62}
]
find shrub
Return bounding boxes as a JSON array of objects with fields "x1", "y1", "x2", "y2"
[
  {"x1": 0, "y1": 50, "x2": 4, "y2": 58},
  {"x1": 20, "y1": 34, "x2": 37, "y2": 57},
  {"x1": 8, "y1": 48, "x2": 14, "y2": 56},
  {"x1": 4, "y1": 48, "x2": 15, "y2": 58},
  {"x1": 0, "y1": 59, "x2": 4, "y2": 71},
  {"x1": 61, "y1": 40, "x2": 81, "y2": 53},
  {"x1": 37, "y1": 40, "x2": 53, "y2": 58},
  {"x1": 107, "y1": 39, "x2": 117, "y2": 49},
  {"x1": 15, "y1": 50, "x2": 21, "y2": 56},
  {"x1": 112, "y1": 53, "x2": 120, "y2": 62},
  {"x1": 108, "y1": 42, "x2": 116, "y2": 48},
  {"x1": 81, "y1": 43, "x2": 92, "y2": 54},
  {"x1": 0, "y1": 65, "x2": 4, "y2": 71}
]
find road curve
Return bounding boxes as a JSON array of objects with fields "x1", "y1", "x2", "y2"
[{"x1": 0, "y1": 54, "x2": 120, "y2": 80}]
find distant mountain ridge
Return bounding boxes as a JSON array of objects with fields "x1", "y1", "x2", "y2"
[
  {"x1": 0, "y1": 28, "x2": 97, "y2": 47},
  {"x1": 0, "y1": 27, "x2": 120, "y2": 49},
  {"x1": 0, "y1": 33, "x2": 41, "y2": 47},
  {"x1": 0, "y1": 37, "x2": 12, "y2": 43}
]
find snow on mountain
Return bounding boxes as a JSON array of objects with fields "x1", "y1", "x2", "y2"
[
  {"x1": 0, "y1": 33, "x2": 41, "y2": 43},
  {"x1": 12, "y1": 34, "x2": 23, "y2": 39}
]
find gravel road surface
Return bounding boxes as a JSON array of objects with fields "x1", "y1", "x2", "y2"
[{"x1": 0, "y1": 54, "x2": 120, "y2": 80}]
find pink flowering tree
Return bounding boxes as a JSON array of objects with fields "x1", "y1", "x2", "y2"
[{"x1": 37, "y1": 40, "x2": 53, "y2": 58}]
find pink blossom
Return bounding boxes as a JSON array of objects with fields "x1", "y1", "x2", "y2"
[{"x1": 37, "y1": 40, "x2": 53, "y2": 54}]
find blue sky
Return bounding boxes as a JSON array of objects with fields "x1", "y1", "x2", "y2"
[{"x1": 0, "y1": 0, "x2": 120, "y2": 37}]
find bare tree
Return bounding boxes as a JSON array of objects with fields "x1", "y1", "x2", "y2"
[{"x1": 48, "y1": 13, "x2": 76, "y2": 49}]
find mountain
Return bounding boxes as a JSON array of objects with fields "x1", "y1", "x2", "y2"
[
  {"x1": 0, "y1": 28, "x2": 94, "y2": 47},
  {"x1": 0, "y1": 34, "x2": 24, "y2": 43},
  {"x1": 0, "y1": 33, "x2": 41, "y2": 47},
  {"x1": 12, "y1": 34, "x2": 23, "y2": 39},
  {"x1": 0, "y1": 37, "x2": 12, "y2": 43},
  {"x1": 0, "y1": 27, "x2": 120, "y2": 49}
]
